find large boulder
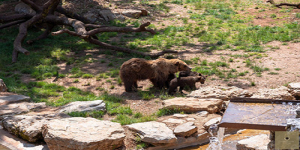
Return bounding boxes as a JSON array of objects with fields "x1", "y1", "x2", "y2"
[
  {"x1": 236, "y1": 134, "x2": 270, "y2": 150},
  {"x1": 98, "y1": 10, "x2": 116, "y2": 22},
  {"x1": 188, "y1": 85, "x2": 251, "y2": 100},
  {"x1": 58, "y1": 100, "x2": 106, "y2": 113},
  {"x1": 0, "y1": 102, "x2": 46, "y2": 119},
  {"x1": 14, "y1": 2, "x2": 36, "y2": 15},
  {"x1": 2, "y1": 113, "x2": 69, "y2": 142},
  {"x1": 126, "y1": 121, "x2": 177, "y2": 145},
  {"x1": 162, "y1": 98, "x2": 223, "y2": 113},
  {"x1": 251, "y1": 86, "x2": 295, "y2": 100},
  {"x1": 121, "y1": 9, "x2": 148, "y2": 18},
  {"x1": 42, "y1": 117, "x2": 125, "y2": 150},
  {"x1": 0, "y1": 79, "x2": 7, "y2": 92},
  {"x1": 288, "y1": 82, "x2": 300, "y2": 98},
  {"x1": 0, "y1": 95, "x2": 30, "y2": 105}
]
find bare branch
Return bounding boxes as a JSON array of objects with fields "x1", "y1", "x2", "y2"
[
  {"x1": 27, "y1": 24, "x2": 55, "y2": 44},
  {"x1": 87, "y1": 22, "x2": 156, "y2": 35},
  {"x1": 0, "y1": 20, "x2": 27, "y2": 29},
  {"x1": 87, "y1": 38, "x2": 177, "y2": 58},
  {"x1": 0, "y1": 14, "x2": 32, "y2": 23}
]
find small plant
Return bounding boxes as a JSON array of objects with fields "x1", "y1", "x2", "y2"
[
  {"x1": 96, "y1": 87, "x2": 105, "y2": 91},
  {"x1": 138, "y1": 90, "x2": 155, "y2": 100},
  {"x1": 251, "y1": 81, "x2": 256, "y2": 86},
  {"x1": 156, "y1": 108, "x2": 183, "y2": 117},
  {"x1": 73, "y1": 79, "x2": 79, "y2": 83},
  {"x1": 268, "y1": 72, "x2": 279, "y2": 75},
  {"x1": 82, "y1": 74, "x2": 94, "y2": 78},
  {"x1": 270, "y1": 14, "x2": 277, "y2": 18},
  {"x1": 274, "y1": 68, "x2": 281, "y2": 71}
]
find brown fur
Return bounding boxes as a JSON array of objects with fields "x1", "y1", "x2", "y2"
[
  {"x1": 168, "y1": 76, "x2": 207, "y2": 95},
  {"x1": 179, "y1": 71, "x2": 202, "y2": 78},
  {"x1": 120, "y1": 58, "x2": 191, "y2": 92}
]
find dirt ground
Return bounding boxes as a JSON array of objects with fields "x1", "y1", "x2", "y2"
[
  {"x1": 1, "y1": 0, "x2": 298, "y2": 115},
  {"x1": 1, "y1": 0, "x2": 300, "y2": 149}
]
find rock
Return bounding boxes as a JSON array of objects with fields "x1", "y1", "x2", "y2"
[
  {"x1": 0, "y1": 79, "x2": 7, "y2": 92},
  {"x1": 148, "y1": 131, "x2": 210, "y2": 150},
  {"x1": 98, "y1": 10, "x2": 116, "y2": 21},
  {"x1": 203, "y1": 117, "x2": 222, "y2": 130},
  {"x1": 162, "y1": 118, "x2": 186, "y2": 124},
  {"x1": 116, "y1": 15, "x2": 126, "y2": 21},
  {"x1": 188, "y1": 85, "x2": 251, "y2": 100},
  {"x1": 288, "y1": 82, "x2": 300, "y2": 98},
  {"x1": 0, "y1": 95, "x2": 30, "y2": 105},
  {"x1": 251, "y1": 86, "x2": 295, "y2": 100},
  {"x1": 0, "y1": 123, "x2": 49, "y2": 150},
  {"x1": 122, "y1": 9, "x2": 147, "y2": 18},
  {"x1": 186, "y1": 118, "x2": 195, "y2": 121},
  {"x1": 14, "y1": 2, "x2": 36, "y2": 15},
  {"x1": 196, "y1": 111, "x2": 209, "y2": 117},
  {"x1": 286, "y1": 118, "x2": 300, "y2": 131},
  {"x1": 0, "y1": 102, "x2": 46, "y2": 119},
  {"x1": 174, "y1": 122, "x2": 198, "y2": 137},
  {"x1": 126, "y1": 121, "x2": 176, "y2": 144},
  {"x1": 83, "y1": 12, "x2": 98, "y2": 23},
  {"x1": 58, "y1": 100, "x2": 105, "y2": 113},
  {"x1": 2, "y1": 113, "x2": 69, "y2": 142},
  {"x1": 236, "y1": 134, "x2": 270, "y2": 150},
  {"x1": 173, "y1": 114, "x2": 188, "y2": 118},
  {"x1": 42, "y1": 117, "x2": 125, "y2": 150},
  {"x1": 162, "y1": 98, "x2": 223, "y2": 113}
]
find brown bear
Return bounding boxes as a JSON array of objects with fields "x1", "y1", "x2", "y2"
[
  {"x1": 168, "y1": 76, "x2": 207, "y2": 95},
  {"x1": 119, "y1": 58, "x2": 191, "y2": 92}
]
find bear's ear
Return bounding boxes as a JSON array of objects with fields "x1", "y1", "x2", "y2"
[
  {"x1": 198, "y1": 73, "x2": 202, "y2": 76},
  {"x1": 175, "y1": 61, "x2": 179, "y2": 66}
]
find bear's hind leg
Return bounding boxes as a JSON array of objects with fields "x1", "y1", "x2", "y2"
[{"x1": 124, "y1": 80, "x2": 136, "y2": 92}]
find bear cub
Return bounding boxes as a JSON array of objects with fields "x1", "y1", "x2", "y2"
[{"x1": 168, "y1": 71, "x2": 207, "y2": 95}]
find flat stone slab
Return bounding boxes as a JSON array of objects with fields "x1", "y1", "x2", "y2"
[
  {"x1": 174, "y1": 122, "x2": 197, "y2": 137},
  {"x1": 188, "y1": 85, "x2": 251, "y2": 100},
  {"x1": 162, "y1": 118, "x2": 186, "y2": 124},
  {"x1": 126, "y1": 121, "x2": 177, "y2": 145},
  {"x1": 0, "y1": 95, "x2": 30, "y2": 105},
  {"x1": 0, "y1": 102, "x2": 46, "y2": 119},
  {"x1": 58, "y1": 100, "x2": 106, "y2": 113},
  {"x1": 42, "y1": 117, "x2": 125, "y2": 150},
  {"x1": 251, "y1": 86, "x2": 295, "y2": 100},
  {"x1": 162, "y1": 98, "x2": 223, "y2": 113},
  {"x1": 2, "y1": 113, "x2": 69, "y2": 142},
  {"x1": 288, "y1": 82, "x2": 300, "y2": 89},
  {"x1": 236, "y1": 134, "x2": 270, "y2": 150},
  {"x1": 173, "y1": 114, "x2": 188, "y2": 118}
]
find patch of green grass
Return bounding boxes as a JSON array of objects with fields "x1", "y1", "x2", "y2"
[
  {"x1": 274, "y1": 68, "x2": 281, "y2": 71},
  {"x1": 82, "y1": 74, "x2": 94, "y2": 78},
  {"x1": 268, "y1": 72, "x2": 279, "y2": 75},
  {"x1": 138, "y1": 90, "x2": 155, "y2": 100},
  {"x1": 112, "y1": 114, "x2": 156, "y2": 125},
  {"x1": 156, "y1": 108, "x2": 183, "y2": 117},
  {"x1": 68, "y1": 110, "x2": 105, "y2": 119},
  {"x1": 96, "y1": 73, "x2": 109, "y2": 81}
]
